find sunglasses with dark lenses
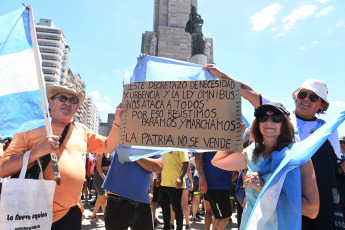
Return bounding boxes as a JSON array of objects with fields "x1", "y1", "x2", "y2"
[
  {"x1": 257, "y1": 114, "x2": 285, "y2": 123},
  {"x1": 53, "y1": 95, "x2": 79, "y2": 105},
  {"x1": 297, "y1": 91, "x2": 321, "y2": 103},
  {"x1": 340, "y1": 141, "x2": 345, "y2": 145}
]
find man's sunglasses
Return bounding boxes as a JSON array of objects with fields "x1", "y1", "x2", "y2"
[
  {"x1": 257, "y1": 114, "x2": 285, "y2": 123},
  {"x1": 52, "y1": 95, "x2": 79, "y2": 105},
  {"x1": 340, "y1": 141, "x2": 345, "y2": 145},
  {"x1": 297, "y1": 91, "x2": 321, "y2": 103}
]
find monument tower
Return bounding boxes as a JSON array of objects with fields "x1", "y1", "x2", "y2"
[{"x1": 141, "y1": 0, "x2": 214, "y2": 64}]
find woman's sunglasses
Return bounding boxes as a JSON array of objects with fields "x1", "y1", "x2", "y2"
[
  {"x1": 340, "y1": 141, "x2": 345, "y2": 145},
  {"x1": 297, "y1": 91, "x2": 321, "y2": 103},
  {"x1": 52, "y1": 95, "x2": 79, "y2": 105},
  {"x1": 257, "y1": 114, "x2": 285, "y2": 123}
]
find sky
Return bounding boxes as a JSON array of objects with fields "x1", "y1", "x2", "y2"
[{"x1": 1, "y1": 0, "x2": 345, "y2": 136}]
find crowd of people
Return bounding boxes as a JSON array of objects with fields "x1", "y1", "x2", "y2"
[{"x1": 0, "y1": 65, "x2": 345, "y2": 230}]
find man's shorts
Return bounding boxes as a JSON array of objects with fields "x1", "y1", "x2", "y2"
[
  {"x1": 193, "y1": 176, "x2": 201, "y2": 195},
  {"x1": 204, "y1": 189, "x2": 232, "y2": 219}
]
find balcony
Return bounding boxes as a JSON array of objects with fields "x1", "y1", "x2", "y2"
[
  {"x1": 36, "y1": 29, "x2": 62, "y2": 35},
  {"x1": 37, "y1": 36, "x2": 61, "y2": 42},
  {"x1": 45, "y1": 80, "x2": 59, "y2": 86},
  {"x1": 44, "y1": 73, "x2": 60, "y2": 82},
  {"x1": 42, "y1": 59, "x2": 62, "y2": 69},
  {"x1": 38, "y1": 44, "x2": 64, "y2": 56},
  {"x1": 42, "y1": 65, "x2": 61, "y2": 75},
  {"x1": 41, "y1": 53, "x2": 62, "y2": 63},
  {"x1": 37, "y1": 39, "x2": 65, "y2": 51}
]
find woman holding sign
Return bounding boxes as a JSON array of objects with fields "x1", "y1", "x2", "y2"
[{"x1": 211, "y1": 102, "x2": 319, "y2": 229}]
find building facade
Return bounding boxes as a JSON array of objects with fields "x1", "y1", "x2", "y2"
[
  {"x1": 84, "y1": 95, "x2": 101, "y2": 133},
  {"x1": 36, "y1": 19, "x2": 90, "y2": 127}
]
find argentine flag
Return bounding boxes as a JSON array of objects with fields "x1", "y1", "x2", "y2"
[{"x1": 0, "y1": 7, "x2": 45, "y2": 136}]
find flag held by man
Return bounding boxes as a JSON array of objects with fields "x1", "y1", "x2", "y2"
[{"x1": 0, "y1": 7, "x2": 45, "y2": 136}]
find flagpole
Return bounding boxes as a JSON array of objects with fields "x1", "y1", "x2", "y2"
[{"x1": 27, "y1": 5, "x2": 61, "y2": 185}]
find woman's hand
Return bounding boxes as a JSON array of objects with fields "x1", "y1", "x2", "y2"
[{"x1": 244, "y1": 172, "x2": 265, "y2": 192}]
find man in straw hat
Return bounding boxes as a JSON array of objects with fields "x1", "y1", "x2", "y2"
[
  {"x1": 0, "y1": 83, "x2": 126, "y2": 229},
  {"x1": 204, "y1": 65, "x2": 344, "y2": 230}
]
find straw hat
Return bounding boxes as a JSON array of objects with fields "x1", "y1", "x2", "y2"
[{"x1": 46, "y1": 83, "x2": 85, "y2": 105}]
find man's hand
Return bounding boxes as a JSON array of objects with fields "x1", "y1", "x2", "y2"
[
  {"x1": 175, "y1": 177, "x2": 183, "y2": 188},
  {"x1": 155, "y1": 178, "x2": 161, "y2": 187},
  {"x1": 113, "y1": 102, "x2": 127, "y2": 126},
  {"x1": 34, "y1": 134, "x2": 61, "y2": 157},
  {"x1": 149, "y1": 192, "x2": 153, "y2": 202},
  {"x1": 199, "y1": 176, "x2": 208, "y2": 194},
  {"x1": 204, "y1": 64, "x2": 231, "y2": 80}
]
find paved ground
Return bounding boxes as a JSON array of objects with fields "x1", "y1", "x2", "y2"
[{"x1": 81, "y1": 199, "x2": 239, "y2": 230}]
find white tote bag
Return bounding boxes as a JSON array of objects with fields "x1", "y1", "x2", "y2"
[{"x1": 0, "y1": 151, "x2": 56, "y2": 229}]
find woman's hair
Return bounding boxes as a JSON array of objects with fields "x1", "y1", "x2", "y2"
[{"x1": 250, "y1": 114, "x2": 295, "y2": 162}]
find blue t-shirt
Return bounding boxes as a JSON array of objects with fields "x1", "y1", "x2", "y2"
[
  {"x1": 103, "y1": 154, "x2": 156, "y2": 204},
  {"x1": 203, "y1": 151, "x2": 233, "y2": 190}
]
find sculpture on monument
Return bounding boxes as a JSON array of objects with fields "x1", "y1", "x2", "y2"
[{"x1": 185, "y1": 5, "x2": 206, "y2": 56}]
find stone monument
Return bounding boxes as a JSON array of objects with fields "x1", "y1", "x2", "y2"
[{"x1": 141, "y1": 0, "x2": 214, "y2": 64}]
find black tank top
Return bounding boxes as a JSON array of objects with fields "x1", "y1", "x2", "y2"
[{"x1": 101, "y1": 153, "x2": 111, "y2": 167}]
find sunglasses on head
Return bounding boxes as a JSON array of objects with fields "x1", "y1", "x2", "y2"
[
  {"x1": 257, "y1": 114, "x2": 285, "y2": 123},
  {"x1": 297, "y1": 91, "x2": 321, "y2": 103},
  {"x1": 340, "y1": 141, "x2": 345, "y2": 145},
  {"x1": 52, "y1": 95, "x2": 79, "y2": 105}
]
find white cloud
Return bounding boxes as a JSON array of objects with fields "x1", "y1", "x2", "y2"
[
  {"x1": 315, "y1": 0, "x2": 328, "y2": 3},
  {"x1": 282, "y1": 5, "x2": 317, "y2": 30},
  {"x1": 250, "y1": 3, "x2": 282, "y2": 32},
  {"x1": 322, "y1": 28, "x2": 333, "y2": 34},
  {"x1": 94, "y1": 101, "x2": 115, "y2": 111},
  {"x1": 311, "y1": 40, "x2": 319, "y2": 46},
  {"x1": 104, "y1": 96, "x2": 111, "y2": 102},
  {"x1": 124, "y1": 70, "x2": 132, "y2": 79},
  {"x1": 274, "y1": 32, "x2": 286, "y2": 38},
  {"x1": 300, "y1": 47, "x2": 307, "y2": 51},
  {"x1": 316, "y1": 6, "x2": 334, "y2": 17},
  {"x1": 91, "y1": 90, "x2": 101, "y2": 99},
  {"x1": 330, "y1": 101, "x2": 345, "y2": 110},
  {"x1": 336, "y1": 20, "x2": 345, "y2": 28},
  {"x1": 123, "y1": 65, "x2": 135, "y2": 84}
]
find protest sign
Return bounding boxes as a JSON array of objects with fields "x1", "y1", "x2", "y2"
[{"x1": 119, "y1": 79, "x2": 242, "y2": 151}]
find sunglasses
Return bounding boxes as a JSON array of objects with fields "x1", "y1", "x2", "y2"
[
  {"x1": 52, "y1": 95, "x2": 79, "y2": 105},
  {"x1": 257, "y1": 114, "x2": 285, "y2": 123},
  {"x1": 340, "y1": 141, "x2": 345, "y2": 145},
  {"x1": 297, "y1": 91, "x2": 321, "y2": 103}
]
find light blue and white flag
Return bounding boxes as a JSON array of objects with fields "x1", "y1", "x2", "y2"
[
  {"x1": 245, "y1": 110, "x2": 345, "y2": 230},
  {"x1": 0, "y1": 7, "x2": 45, "y2": 136}
]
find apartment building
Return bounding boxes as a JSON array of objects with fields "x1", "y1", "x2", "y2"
[{"x1": 36, "y1": 19, "x2": 94, "y2": 128}]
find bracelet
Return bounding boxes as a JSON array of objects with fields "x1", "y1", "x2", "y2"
[{"x1": 113, "y1": 122, "x2": 120, "y2": 128}]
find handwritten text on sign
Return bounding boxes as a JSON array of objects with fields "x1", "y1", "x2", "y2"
[{"x1": 119, "y1": 79, "x2": 242, "y2": 151}]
